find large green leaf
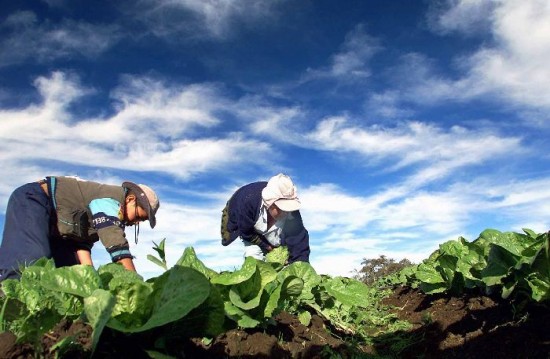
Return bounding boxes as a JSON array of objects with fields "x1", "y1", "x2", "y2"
[
  {"x1": 163, "y1": 284, "x2": 226, "y2": 338},
  {"x1": 107, "y1": 266, "x2": 210, "y2": 333},
  {"x1": 108, "y1": 281, "x2": 154, "y2": 327},
  {"x1": 264, "y1": 275, "x2": 303, "y2": 318},
  {"x1": 175, "y1": 247, "x2": 219, "y2": 280},
  {"x1": 481, "y1": 244, "x2": 520, "y2": 286},
  {"x1": 228, "y1": 260, "x2": 278, "y2": 310},
  {"x1": 324, "y1": 277, "x2": 374, "y2": 308},
  {"x1": 98, "y1": 262, "x2": 144, "y2": 290},
  {"x1": 229, "y1": 269, "x2": 263, "y2": 310},
  {"x1": 41, "y1": 265, "x2": 101, "y2": 297},
  {"x1": 211, "y1": 256, "x2": 257, "y2": 286},
  {"x1": 277, "y1": 262, "x2": 320, "y2": 301},
  {"x1": 479, "y1": 229, "x2": 537, "y2": 256},
  {"x1": 415, "y1": 263, "x2": 447, "y2": 294},
  {"x1": 525, "y1": 234, "x2": 550, "y2": 301},
  {"x1": 283, "y1": 276, "x2": 305, "y2": 297},
  {"x1": 189, "y1": 284, "x2": 226, "y2": 336},
  {"x1": 265, "y1": 246, "x2": 289, "y2": 265},
  {"x1": 83, "y1": 289, "x2": 116, "y2": 352},
  {"x1": 145, "y1": 266, "x2": 211, "y2": 331},
  {"x1": 415, "y1": 262, "x2": 445, "y2": 284},
  {"x1": 263, "y1": 282, "x2": 283, "y2": 318},
  {"x1": 224, "y1": 301, "x2": 260, "y2": 328}
]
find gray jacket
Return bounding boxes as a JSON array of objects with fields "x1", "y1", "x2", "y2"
[{"x1": 45, "y1": 176, "x2": 132, "y2": 261}]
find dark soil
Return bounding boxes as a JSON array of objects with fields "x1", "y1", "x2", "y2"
[
  {"x1": 380, "y1": 286, "x2": 550, "y2": 359},
  {"x1": 0, "y1": 318, "x2": 92, "y2": 359},
  {"x1": 1, "y1": 286, "x2": 549, "y2": 358}
]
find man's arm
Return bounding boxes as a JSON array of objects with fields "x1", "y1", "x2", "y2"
[
  {"x1": 282, "y1": 211, "x2": 310, "y2": 263},
  {"x1": 117, "y1": 257, "x2": 136, "y2": 271},
  {"x1": 76, "y1": 249, "x2": 93, "y2": 266}
]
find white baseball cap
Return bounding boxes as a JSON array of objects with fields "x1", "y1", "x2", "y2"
[{"x1": 261, "y1": 173, "x2": 301, "y2": 212}]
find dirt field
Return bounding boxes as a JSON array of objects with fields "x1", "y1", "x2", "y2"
[{"x1": 1, "y1": 286, "x2": 548, "y2": 358}]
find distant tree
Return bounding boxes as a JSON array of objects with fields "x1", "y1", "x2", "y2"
[{"x1": 354, "y1": 255, "x2": 414, "y2": 285}]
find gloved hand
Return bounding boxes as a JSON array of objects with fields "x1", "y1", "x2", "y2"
[{"x1": 249, "y1": 234, "x2": 272, "y2": 253}]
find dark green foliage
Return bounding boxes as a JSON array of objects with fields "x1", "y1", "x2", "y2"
[{"x1": 355, "y1": 255, "x2": 414, "y2": 285}]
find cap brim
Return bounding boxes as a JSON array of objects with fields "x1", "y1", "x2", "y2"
[
  {"x1": 122, "y1": 181, "x2": 156, "y2": 228},
  {"x1": 274, "y1": 198, "x2": 301, "y2": 212}
]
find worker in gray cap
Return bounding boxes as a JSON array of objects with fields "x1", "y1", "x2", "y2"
[{"x1": 0, "y1": 175, "x2": 160, "y2": 281}]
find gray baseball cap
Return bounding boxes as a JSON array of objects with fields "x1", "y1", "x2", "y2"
[{"x1": 122, "y1": 181, "x2": 160, "y2": 228}]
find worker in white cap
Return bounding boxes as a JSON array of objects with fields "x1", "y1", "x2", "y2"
[{"x1": 221, "y1": 173, "x2": 310, "y2": 263}]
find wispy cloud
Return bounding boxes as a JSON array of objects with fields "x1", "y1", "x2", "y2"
[
  {"x1": 301, "y1": 24, "x2": 382, "y2": 82},
  {"x1": 364, "y1": 91, "x2": 414, "y2": 120},
  {"x1": 0, "y1": 11, "x2": 122, "y2": 67},
  {"x1": 295, "y1": 170, "x2": 550, "y2": 277},
  {"x1": 427, "y1": 0, "x2": 497, "y2": 35},
  {"x1": 0, "y1": 72, "x2": 273, "y2": 185},
  {"x1": 307, "y1": 117, "x2": 523, "y2": 180},
  {"x1": 230, "y1": 93, "x2": 526, "y2": 189},
  {"x1": 128, "y1": 0, "x2": 288, "y2": 39},
  {"x1": 396, "y1": 0, "x2": 550, "y2": 111}
]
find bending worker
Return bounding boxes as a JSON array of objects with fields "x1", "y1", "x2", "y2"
[
  {"x1": 221, "y1": 173, "x2": 310, "y2": 263},
  {"x1": 0, "y1": 176, "x2": 160, "y2": 281}
]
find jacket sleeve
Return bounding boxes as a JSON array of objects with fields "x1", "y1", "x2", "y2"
[
  {"x1": 234, "y1": 193, "x2": 261, "y2": 242},
  {"x1": 281, "y1": 211, "x2": 310, "y2": 263},
  {"x1": 89, "y1": 198, "x2": 132, "y2": 261},
  {"x1": 237, "y1": 209, "x2": 258, "y2": 241}
]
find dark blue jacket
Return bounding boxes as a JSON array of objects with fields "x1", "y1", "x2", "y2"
[{"x1": 225, "y1": 181, "x2": 310, "y2": 263}]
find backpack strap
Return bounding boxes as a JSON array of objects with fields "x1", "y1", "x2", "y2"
[{"x1": 46, "y1": 176, "x2": 57, "y2": 209}]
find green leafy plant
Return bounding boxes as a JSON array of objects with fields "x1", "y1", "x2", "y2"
[
  {"x1": 147, "y1": 239, "x2": 168, "y2": 270},
  {"x1": 0, "y1": 243, "x2": 411, "y2": 356},
  {"x1": 390, "y1": 229, "x2": 550, "y2": 302},
  {"x1": 0, "y1": 293, "x2": 8, "y2": 332}
]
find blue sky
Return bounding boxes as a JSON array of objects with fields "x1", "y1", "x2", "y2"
[{"x1": 1, "y1": 0, "x2": 550, "y2": 279}]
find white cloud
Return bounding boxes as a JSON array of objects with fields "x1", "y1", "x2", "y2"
[
  {"x1": 298, "y1": 168, "x2": 550, "y2": 274},
  {"x1": 419, "y1": 0, "x2": 550, "y2": 110},
  {"x1": 427, "y1": 0, "x2": 497, "y2": 35},
  {"x1": 300, "y1": 183, "x2": 376, "y2": 232},
  {"x1": 306, "y1": 117, "x2": 522, "y2": 183},
  {"x1": 0, "y1": 72, "x2": 273, "y2": 182},
  {"x1": 369, "y1": 1, "x2": 550, "y2": 114},
  {"x1": 328, "y1": 24, "x2": 381, "y2": 78},
  {"x1": 147, "y1": 202, "x2": 221, "y2": 246},
  {"x1": 453, "y1": 177, "x2": 550, "y2": 230},
  {"x1": 300, "y1": 181, "x2": 472, "y2": 241},
  {"x1": 364, "y1": 91, "x2": 414, "y2": 119},
  {"x1": 377, "y1": 192, "x2": 471, "y2": 234},
  {"x1": 302, "y1": 24, "x2": 382, "y2": 82},
  {"x1": 234, "y1": 95, "x2": 306, "y2": 143},
  {"x1": 232, "y1": 99, "x2": 525, "y2": 188},
  {"x1": 108, "y1": 77, "x2": 224, "y2": 136},
  {"x1": 0, "y1": 11, "x2": 122, "y2": 67},
  {"x1": 130, "y1": 0, "x2": 287, "y2": 39},
  {"x1": 311, "y1": 252, "x2": 365, "y2": 277}
]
